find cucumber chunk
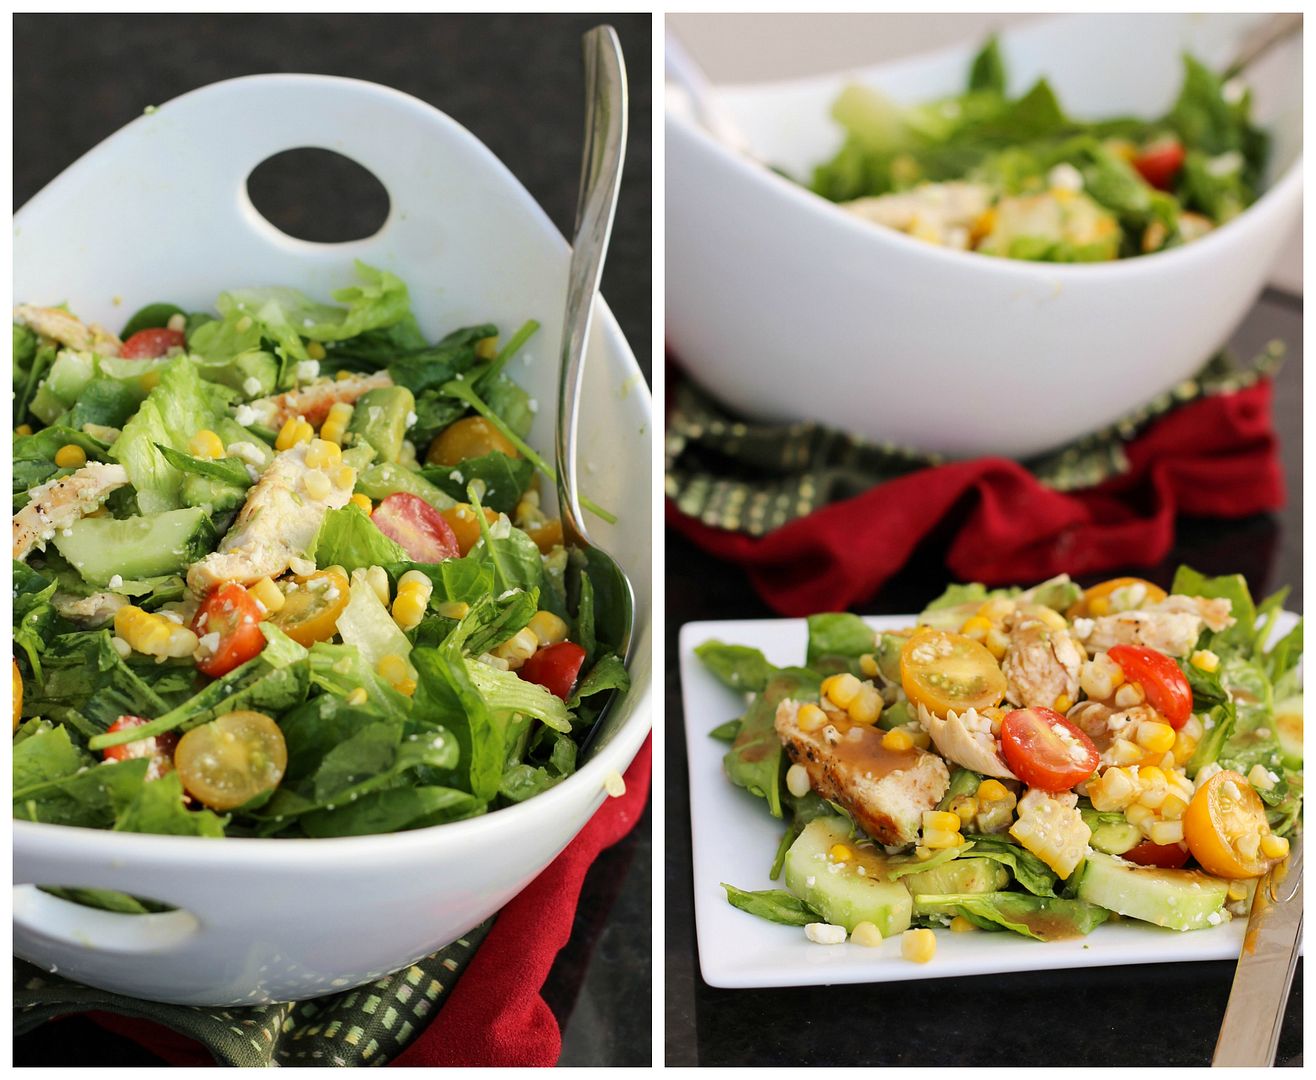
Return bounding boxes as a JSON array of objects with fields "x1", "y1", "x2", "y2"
[
  {"x1": 783, "y1": 816, "x2": 912, "y2": 936},
  {"x1": 1076, "y1": 849, "x2": 1229, "y2": 931},
  {"x1": 902, "y1": 857, "x2": 1009, "y2": 897},
  {"x1": 1081, "y1": 809, "x2": 1143, "y2": 856},
  {"x1": 52, "y1": 507, "x2": 218, "y2": 586},
  {"x1": 1274, "y1": 694, "x2": 1302, "y2": 769}
]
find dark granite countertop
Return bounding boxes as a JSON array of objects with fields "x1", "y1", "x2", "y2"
[
  {"x1": 14, "y1": 12, "x2": 651, "y2": 1068},
  {"x1": 665, "y1": 292, "x2": 1302, "y2": 1067}
]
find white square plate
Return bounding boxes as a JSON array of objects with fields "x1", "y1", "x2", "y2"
[{"x1": 680, "y1": 613, "x2": 1299, "y2": 988}]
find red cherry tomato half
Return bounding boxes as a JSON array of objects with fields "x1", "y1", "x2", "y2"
[
  {"x1": 1132, "y1": 138, "x2": 1186, "y2": 191},
  {"x1": 192, "y1": 582, "x2": 267, "y2": 678},
  {"x1": 120, "y1": 327, "x2": 186, "y2": 359},
  {"x1": 1106, "y1": 644, "x2": 1193, "y2": 729},
  {"x1": 519, "y1": 641, "x2": 587, "y2": 700},
  {"x1": 101, "y1": 714, "x2": 178, "y2": 765},
  {"x1": 999, "y1": 707, "x2": 1100, "y2": 792},
  {"x1": 1123, "y1": 839, "x2": 1191, "y2": 869},
  {"x1": 372, "y1": 493, "x2": 460, "y2": 563}
]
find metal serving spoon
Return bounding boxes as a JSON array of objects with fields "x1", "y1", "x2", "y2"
[{"x1": 558, "y1": 25, "x2": 635, "y2": 756}]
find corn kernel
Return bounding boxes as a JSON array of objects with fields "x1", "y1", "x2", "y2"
[
  {"x1": 475, "y1": 335, "x2": 499, "y2": 360},
  {"x1": 858, "y1": 653, "x2": 879, "y2": 678},
  {"x1": 786, "y1": 763, "x2": 811, "y2": 799},
  {"x1": 1235, "y1": 832, "x2": 1261, "y2": 860},
  {"x1": 797, "y1": 703, "x2": 827, "y2": 733},
  {"x1": 349, "y1": 492, "x2": 373, "y2": 514},
  {"x1": 1149, "y1": 820, "x2": 1184, "y2": 846},
  {"x1": 948, "y1": 795, "x2": 979, "y2": 827},
  {"x1": 376, "y1": 653, "x2": 412, "y2": 690},
  {"x1": 305, "y1": 438, "x2": 342, "y2": 470},
  {"x1": 364, "y1": 565, "x2": 391, "y2": 606},
  {"x1": 984, "y1": 628, "x2": 1008, "y2": 660},
  {"x1": 1107, "y1": 738, "x2": 1143, "y2": 766},
  {"x1": 1247, "y1": 763, "x2": 1276, "y2": 791},
  {"x1": 1052, "y1": 693, "x2": 1073, "y2": 713},
  {"x1": 949, "y1": 916, "x2": 976, "y2": 933},
  {"x1": 250, "y1": 576, "x2": 285, "y2": 613},
  {"x1": 922, "y1": 827, "x2": 963, "y2": 850},
  {"x1": 16, "y1": 423, "x2": 32, "y2": 436},
  {"x1": 141, "y1": 369, "x2": 162, "y2": 392},
  {"x1": 822, "y1": 673, "x2": 863, "y2": 709},
  {"x1": 851, "y1": 921, "x2": 883, "y2": 947},
  {"x1": 335, "y1": 369, "x2": 353, "y2": 381},
  {"x1": 527, "y1": 610, "x2": 569, "y2": 646},
  {"x1": 302, "y1": 468, "x2": 331, "y2": 501},
  {"x1": 914, "y1": 845, "x2": 935, "y2": 861},
  {"x1": 847, "y1": 684, "x2": 882, "y2": 725},
  {"x1": 923, "y1": 810, "x2": 962, "y2": 833},
  {"x1": 189, "y1": 429, "x2": 224, "y2": 459},
  {"x1": 829, "y1": 843, "x2": 853, "y2": 863},
  {"x1": 1139, "y1": 765, "x2": 1167, "y2": 788},
  {"x1": 54, "y1": 444, "x2": 87, "y2": 469},
  {"x1": 1135, "y1": 720, "x2": 1176, "y2": 754},
  {"x1": 491, "y1": 626, "x2": 538, "y2": 670},
  {"x1": 1190, "y1": 649, "x2": 1220, "y2": 674},
  {"x1": 1114, "y1": 681, "x2": 1146, "y2": 709},
  {"x1": 977, "y1": 779, "x2": 1010, "y2": 802},
  {"x1": 391, "y1": 593, "x2": 427, "y2": 632},
  {"x1": 1125, "y1": 803, "x2": 1154, "y2": 829},
  {"x1": 1227, "y1": 880, "x2": 1250, "y2": 901},
  {"x1": 346, "y1": 687, "x2": 368, "y2": 706},
  {"x1": 1160, "y1": 793, "x2": 1189, "y2": 820},
  {"x1": 960, "y1": 615, "x2": 993, "y2": 640},
  {"x1": 306, "y1": 340, "x2": 326, "y2": 361},
  {"x1": 321, "y1": 402, "x2": 355, "y2": 445},
  {"x1": 332, "y1": 464, "x2": 357, "y2": 490},
  {"x1": 438, "y1": 600, "x2": 470, "y2": 620},
  {"x1": 1260, "y1": 833, "x2": 1289, "y2": 860},
  {"x1": 901, "y1": 928, "x2": 937, "y2": 964},
  {"x1": 882, "y1": 728, "x2": 913, "y2": 752},
  {"x1": 978, "y1": 597, "x2": 1014, "y2": 622},
  {"x1": 276, "y1": 416, "x2": 314, "y2": 450},
  {"x1": 1080, "y1": 653, "x2": 1125, "y2": 701}
]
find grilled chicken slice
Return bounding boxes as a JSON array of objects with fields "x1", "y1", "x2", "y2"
[
  {"x1": 186, "y1": 443, "x2": 353, "y2": 592},
  {"x1": 14, "y1": 304, "x2": 121, "y2": 355},
  {"x1": 1080, "y1": 609, "x2": 1205, "y2": 658},
  {"x1": 1151, "y1": 594, "x2": 1235, "y2": 633},
  {"x1": 776, "y1": 699, "x2": 949, "y2": 846},
  {"x1": 13, "y1": 462, "x2": 129, "y2": 560},
  {"x1": 1002, "y1": 618, "x2": 1084, "y2": 709},
  {"x1": 917, "y1": 702, "x2": 1016, "y2": 779},
  {"x1": 239, "y1": 371, "x2": 393, "y2": 431}
]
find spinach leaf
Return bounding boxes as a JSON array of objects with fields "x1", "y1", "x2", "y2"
[
  {"x1": 805, "y1": 612, "x2": 874, "y2": 666},
  {"x1": 912, "y1": 892, "x2": 1107, "y2": 940},
  {"x1": 299, "y1": 786, "x2": 482, "y2": 838},
  {"x1": 567, "y1": 653, "x2": 630, "y2": 711},
  {"x1": 114, "y1": 772, "x2": 227, "y2": 837},
  {"x1": 725, "y1": 671, "x2": 821, "y2": 819},
  {"x1": 959, "y1": 834, "x2": 1059, "y2": 896},
  {"x1": 967, "y1": 35, "x2": 1006, "y2": 96},
  {"x1": 722, "y1": 884, "x2": 820, "y2": 927},
  {"x1": 695, "y1": 641, "x2": 778, "y2": 694},
  {"x1": 710, "y1": 718, "x2": 741, "y2": 742},
  {"x1": 421, "y1": 451, "x2": 534, "y2": 516},
  {"x1": 13, "y1": 560, "x2": 58, "y2": 679}
]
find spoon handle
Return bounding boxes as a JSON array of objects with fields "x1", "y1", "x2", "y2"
[
  {"x1": 1223, "y1": 12, "x2": 1302, "y2": 80},
  {"x1": 557, "y1": 25, "x2": 627, "y2": 544}
]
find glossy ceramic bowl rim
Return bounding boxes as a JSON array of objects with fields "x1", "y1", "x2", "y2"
[
  {"x1": 667, "y1": 40, "x2": 1304, "y2": 281},
  {"x1": 13, "y1": 72, "x2": 652, "y2": 864}
]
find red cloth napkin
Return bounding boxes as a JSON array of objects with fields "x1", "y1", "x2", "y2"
[
  {"x1": 89, "y1": 735, "x2": 652, "y2": 1067},
  {"x1": 668, "y1": 381, "x2": 1283, "y2": 616}
]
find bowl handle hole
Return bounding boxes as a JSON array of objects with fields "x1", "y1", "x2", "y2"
[
  {"x1": 14, "y1": 885, "x2": 201, "y2": 954},
  {"x1": 245, "y1": 147, "x2": 390, "y2": 244}
]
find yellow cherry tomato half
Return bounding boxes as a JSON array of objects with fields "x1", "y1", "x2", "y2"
[
  {"x1": 1069, "y1": 576, "x2": 1168, "y2": 619},
  {"x1": 13, "y1": 658, "x2": 23, "y2": 731},
  {"x1": 268, "y1": 568, "x2": 350, "y2": 646},
  {"x1": 174, "y1": 710, "x2": 288, "y2": 811},
  {"x1": 900, "y1": 629, "x2": 1007, "y2": 716},
  {"x1": 426, "y1": 416, "x2": 519, "y2": 467},
  {"x1": 1183, "y1": 769, "x2": 1274, "y2": 879}
]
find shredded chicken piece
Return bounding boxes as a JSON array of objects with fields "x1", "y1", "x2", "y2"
[
  {"x1": 14, "y1": 304, "x2": 121, "y2": 355},
  {"x1": 240, "y1": 371, "x2": 392, "y2": 431},
  {"x1": 1002, "y1": 619, "x2": 1083, "y2": 709},
  {"x1": 52, "y1": 590, "x2": 128, "y2": 627},
  {"x1": 1152, "y1": 594, "x2": 1235, "y2": 633},
  {"x1": 1081, "y1": 610, "x2": 1205, "y2": 658},
  {"x1": 917, "y1": 702, "x2": 1016, "y2": 779},
  {"x1": 13, "y1": 462, "x2": 129, "y2": 560}
]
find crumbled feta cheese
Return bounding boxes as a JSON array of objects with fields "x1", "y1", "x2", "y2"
[
  {"x1": 804, "y1": 922, "x2": 847, "y2": 945},
  {"x1": 1048, "y1": 162, "x2": 1084, "y2": 192},
  {"x1": 234, "y1": 404, "x2": 259, "y2": 427},
  {"x1": 405, "y1": 411, "x2": 418, "y2": 428},
  {"x1": 197, "y1": 631, "x2": 221, "y2": 654},
  {"x1": 242, "y1": 376, "x2": 263, "y2": 397},
  {"x1": 107, "y1": 574, "x2": 123, "y2": 589},
  {"x1": 295, "y1": 360, "x2": 320, "y2": 382}
]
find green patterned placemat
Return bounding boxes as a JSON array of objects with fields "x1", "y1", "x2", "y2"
[
  {"x1": 13, "y1": 917, "x2": 492, "y2": 1066},
  {"x1": 666, "y1": 343, "x2": 1284, "y2": 537}
]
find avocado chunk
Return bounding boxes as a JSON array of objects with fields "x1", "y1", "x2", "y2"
[
  {"x1": 1080, "y1": 809, "x2": 1143, "y2": 856},
  {"x1": 902, "y1": 857, "x2": 1010, "y2": 897},
  {"x1": 876, "y1": 632, "x2": 909, "y2": 684},
  {"x1": 52, "y1": 506, "x2": 218, "y2": 586},
  {"x1": 355, "y1": 462, "x2": 455, "y2": 510},
  {"x1": 1076, "y1": 849, "x2": 1229, "y2": 931},
  {"x1": 783, "y1": 816, "x2": 913, "y2": 936},
  {"x1": 346, "y1": 386, "x2": 415, "y2": 463}
]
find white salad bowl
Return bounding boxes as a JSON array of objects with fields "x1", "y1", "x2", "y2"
[
  {"x1": 12, "y1": 73, "x2": 652, "y2": 1006},
  {"x1": 666, "y1": 12, "x2": 1302, "y2": 460}
]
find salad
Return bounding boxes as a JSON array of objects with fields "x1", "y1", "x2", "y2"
[
  {"x1": 13, "y1": 263, "x2": 628, "y2": 847},
  {"x1": 808, "y1": 38, "x2": 1268, "y2": 262},
  {"x1": 699, "y1": 569, "x2": 1301, "y2": 962}
]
